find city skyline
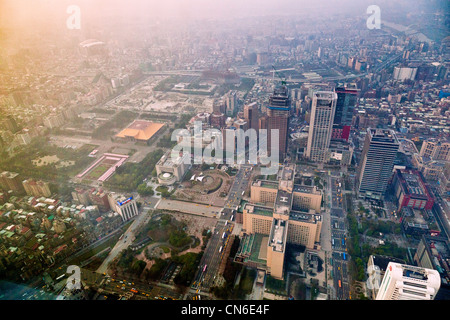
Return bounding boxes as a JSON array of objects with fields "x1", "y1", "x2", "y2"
[{"x1": 0, "y1": 0, "x2": 448, "y2": 307}]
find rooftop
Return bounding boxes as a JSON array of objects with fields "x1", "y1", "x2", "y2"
[
  {"x1": 269, "y1": 219, "x2": 287, "y2": 252},
  {"x1": 422, "y1": 235, "x2": 450, "y2": 285},
  {"x1": 371, "y1": 254, "x2": 406, "y2": 272},
  {"x1": 274, "y1": 189, "x2": 292, "y2": 215},
  {"x1": 253, "y1": 180, "x2": 279, "y2": 189},
  {"x1": 116, "y1": 120, "x2": 165, "y2": 141},
  {"x1": 293, "y1": 184, "x2": 317, "y2": 194},
  {"x1": 244, "y1": 203, "x2": 273, "y2": 217},
  {"x1": 368, "y1": 128, "x2": 399, "y2": 144},
  {"x1": 396, "y1": 169, "x2": 433, "y2": 199},
  {"x1": 289, "y1": 210, "x2": 321, "y2": 223}
]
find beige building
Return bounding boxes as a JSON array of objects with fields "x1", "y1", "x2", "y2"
[
  {"x1": 412, "y1": 153, "x2": 446, "y2": 181},
  {"x1": 22, "y1": 179, "x2": 51, "y2": 197},
  {"x1": 251, "y1": 180, "x2": 322, "y2": 213},
  {"x1": 240, "y1": 164, "x2": 323, "y2": 280},
  {"x1": 266, "y1": 218, "x2": 288, "y2": 279},
  {"x1": 288, "y1": 211, "x2": 322, "y2": 248},
  {"x1": 250, "y1": 180, "x2": 278, "y2": 205},
  {"x1": 292, "y1": 185, "x2": 322, "y2": 213},
  {"x1": 420, "y1": 139, "x2": 450, "y2": 161},
  {"x1": 243, "y1": 204, "x2": 276, "y2": 235},
  {"x1": 53, "y1": 219, "x2": 67, "y2": 234},
  {"x1": 241, "y1": 202, "x2": 322, "y2": 279},
  {"x1": 0, "y1": 171, "x2": 24, "y2": 193}
]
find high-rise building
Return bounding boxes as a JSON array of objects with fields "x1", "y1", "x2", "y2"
[
  {"x1": 376, "y1": 262, "x2": 441, "y2": 300},
  {"x1": 0, "y1": 171, "x2": 25, "y2": 193},
  {"x1": 71, "y1": 188, "x2": 91, "y2": 206},
  {"x1": 367, "y1": 255, "x2": 406, "y2": 300},
  {"x1": 256, "y1": 52, "x2": 269, "y2": 66},
  {"x1": 89, "y1": 188, "x2": 110, "y2": 212},
  {"x1": 210, "y1": 112, "x2": 226, "y2": 129},
  {"x1": 420, "y1": 139, "x2": 450, "y2": 162},
  {"x1": 108, "y1": 194, "x2": 138, "y2": 221},
  {"x1": 306, "y1": 91, "x2": 337, "y2": 162},
  {"x1": 414, "y1": 235, "x2": 450, "y2": 300},
  {"x1": 357, "y1": 129, "x2": 399, "y2": 200},
  {"x1": 266, "y1": 86, "x2": 291, "y2": 160},
  {"x1": 238, "y1": 165, "x2": 323, "y2": 280},
  {"x1": 225, "y1": 90, "x2": 237, "y2": 116},
  {"x1": 22, "y1": 179, "x2": 52, "y2": 198},
  {"x1": 333, "y1": 83, "x2": 358, "y2": 141},
  {"x1": 243, "y1": 102, "x2": 259, "y2": 133}
]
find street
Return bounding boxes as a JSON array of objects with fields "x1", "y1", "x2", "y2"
[{"x1": 328, "y1": 174, "x2": 351, "y2": 300}]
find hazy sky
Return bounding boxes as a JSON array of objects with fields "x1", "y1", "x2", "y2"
[
  {"x1": 0, "y1": 0, "x2": 444, "y2": 31},
  {"x1": 0, "y1": 0, "x2": 403, "y2": 25}
]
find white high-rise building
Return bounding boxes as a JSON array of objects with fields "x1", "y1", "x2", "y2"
[
  {"x1": 376, "y1": 262, "x2": 441, "y2": 300},
  {"x1": 306, "y1": 91, "x2": 337, "y2": 162}
]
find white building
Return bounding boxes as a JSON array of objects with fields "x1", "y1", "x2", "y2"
[
  {"x1": 393, "y1": 66, "x2": 417, "y2": 81},
  {"x1": 376, "y1": 262, "x2": 441, "y2": 300},
  {"x1": 108, "y1": 194, "x2": 138, "y2": 222},
  {"x1": 155, "y1": 150, "x2": 191, "y2": 185},
  {"x1": 306, "y1": 91, "x2": 337, "y2": 162}
]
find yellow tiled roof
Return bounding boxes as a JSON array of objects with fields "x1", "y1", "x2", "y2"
[{"x1": 116, "y1": 120, "x2": 165, "y2": 141}]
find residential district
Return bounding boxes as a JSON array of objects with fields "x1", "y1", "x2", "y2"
[{"x1": 0, "y1": 0, "x2": 449, "y2": 301}]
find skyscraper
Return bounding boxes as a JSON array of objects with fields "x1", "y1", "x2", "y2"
[
  {"x1": 266, "y1": 86, "x2": 291, "y2": 160},
  {"x1": 225, "y1": 90, "x2": 237, "y2": 116},
  {"x1": 376, "y1": 262, "x2": 441, "y2": 300},
  {"x1": 244, "y1": 102, "x2": 259, "y2": 132},
  {"x1": 357, "y1": 128, "x2": 399, "y2": 200},
  {"x1": 306, "y1": 91, "x2": 337, "y2": 162},
  {"x1": 332, "y1": 83, "x2": 358, "y2": 141}
]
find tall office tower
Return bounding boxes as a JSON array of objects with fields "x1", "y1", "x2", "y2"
[
  {"x1": 225, "y1": 90, "x2": 237, "y2": 116},
  {"x1": 306, "y1": 91, "x2": 337, "y2": 162},
  {"x1": 266, "y1": 85, "x2": 291, "y2": 160},
  {"x1": 332, "y1": 83, "x2": 358, "y2": 141},
  {"x1": 357, "y1": 129, "x2": 399, "y2": 200},
  {"x1": 376, "y1": 262, "x2": 441, "y2": 300},
  {"x1": 244, "y1": 102, "x2": 259, "y2": 132}
]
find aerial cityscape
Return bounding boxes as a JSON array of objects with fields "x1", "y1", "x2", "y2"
[{"x1": 0, "y1": 0, "x2": 449, "y2": 305}]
